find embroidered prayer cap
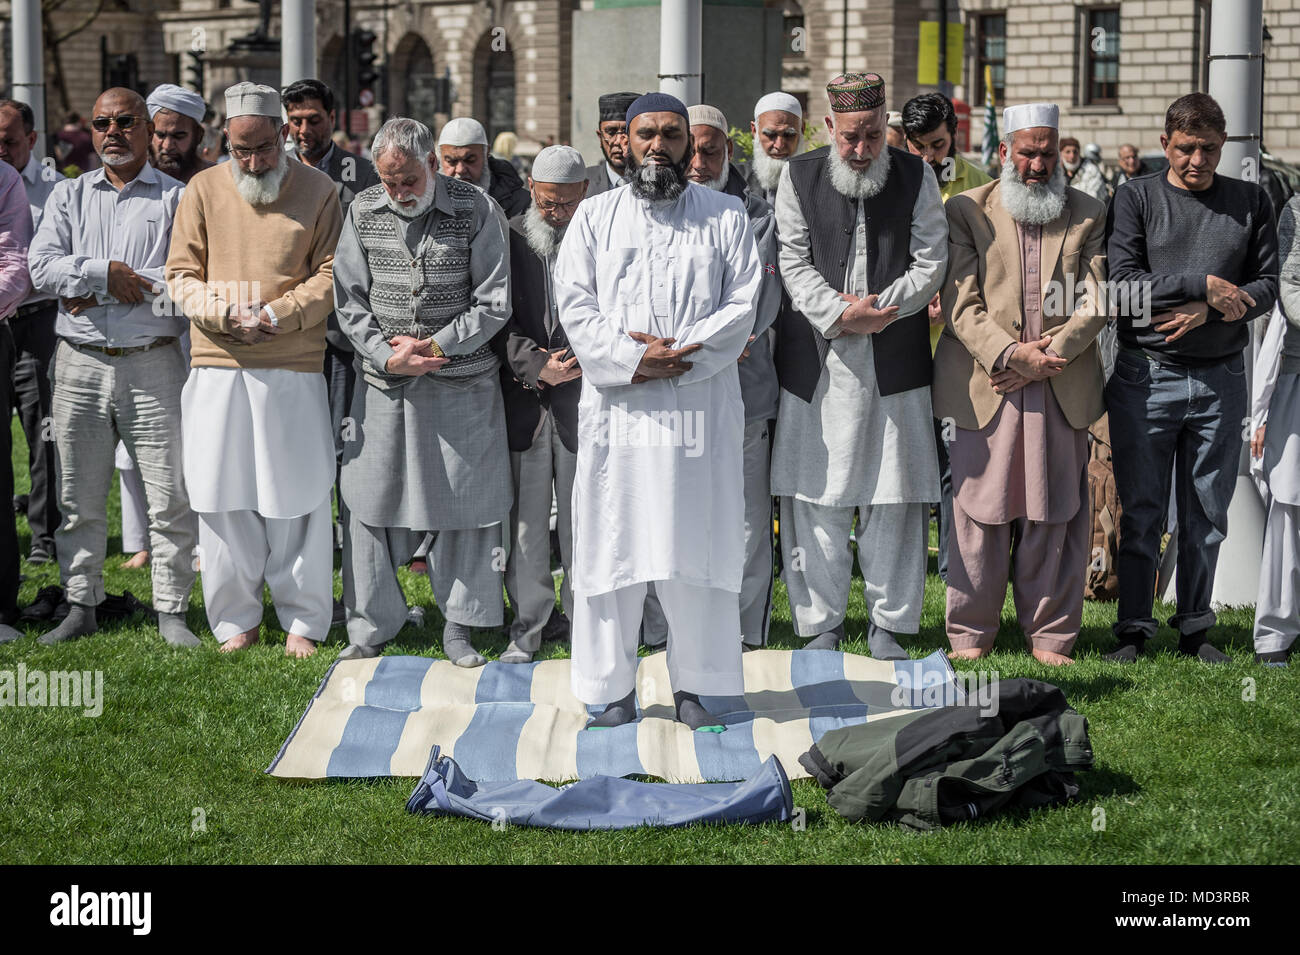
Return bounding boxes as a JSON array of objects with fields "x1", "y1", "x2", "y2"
[
  {"x1": 599, "y1": 92, "x2": 640, "y2": 123},
  {"x1": 753, "y1": 91, "x2": 802, "y2": 122},
  {"x1": 224, "y1": 82, "x2": 282, "y2": 120},
  {"x1": 531, "y1": 145, "x2": 588, "y2": 184},
  {"x1": 687, "y1": 104, "x2": 729, "y2": 135},
  {"x1": 625, "y1": 92, "x2": 689, "y2": 127},
  {"x1": 1003, "y1": 103, "x2": 1060, "y2": 134},
  {"x1": 438, "y1": 117, "x2": 489, "y2": 148},
  {"x1": 825, "y1": 73, "x2": 886, "y2": 113},
  {"x1": 147, "y1": 84, "x2": 207, "y2": 125}
]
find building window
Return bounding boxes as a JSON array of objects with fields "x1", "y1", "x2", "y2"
[
  {"x1": 783, "y1": 0, "x2": 806, "y2": 59},
  {"x1": 975, "y1": 13, "x2": 1006, "y2": 104},
  {"x1": 1082, "y1": 6, "x2": 1121, "y2": 105}
]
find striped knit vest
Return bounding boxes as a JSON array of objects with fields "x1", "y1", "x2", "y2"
[{"x1": 352, "y1": 179, "x2": 498, "y2": 379}]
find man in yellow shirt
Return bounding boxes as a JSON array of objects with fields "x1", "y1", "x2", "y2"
[{"x1": 901, "y1": 91, "x2": 991, "y2": 583}]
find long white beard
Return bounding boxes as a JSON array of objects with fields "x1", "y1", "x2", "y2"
[
  {"x1": 385, "y1": 183, "x2": 436, "y2": 219},
  {"x1": 522, "y1": 203, "x2": 566, "y2": 258},
  {"x1": 695, "y1": 167, "x2": 729, "y2": 192},
  {"x1": 999, "y1": 159, "x2": 1067, "y2": 226},
  {"x1": 827, "y1": 148, "x2": 891, "y2": 199},
  {"x1": 751, "y1": 148, "x2": 789, "y2": 192},
  {"x1": 230, "y1": 151, "x2": 289, "y2": 207}
]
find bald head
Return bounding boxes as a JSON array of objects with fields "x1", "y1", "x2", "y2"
[{"x1": 92, "y1": 87, "x2": 152, "y2": 174}]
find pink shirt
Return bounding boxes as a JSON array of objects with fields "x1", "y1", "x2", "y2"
[{"x1": 0, "y1": 159, "x2": 33, "y2": 318}]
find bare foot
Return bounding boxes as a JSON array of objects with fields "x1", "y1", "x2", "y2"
[
  {"x1": 948, "y1": 647, "x2": 989, "y2": 660},
  {"x1": 285, "y1": 634, "x2": 317, "y2": 659},
  {"x1": 1032, "y1": 648, "x2": 1075, "y2": 666},
  {"x1": 219, "y1": 627, "x2": 260, "y2": 653},
  {"x1": 123, "y1": 550, "x2": 150, "y2": 569}
]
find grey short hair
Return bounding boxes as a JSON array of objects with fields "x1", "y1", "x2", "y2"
[{"x1": 372, "y1": 117, "x2": 435, "y2": 164}]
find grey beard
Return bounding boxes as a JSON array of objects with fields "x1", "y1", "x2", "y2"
[
  {"x1": 827, "y1": 148, "x2": 891, "y2": 199},
  {"x1": 694, "y1": 167, "x2": 729, "y2": 192},
  {"x1": 230, "y1": 151, "x2": 289, "y2": 207},
  {"x1": 626, "y1": 152, "x2": 690, "y2": 203},
  {"x1": 99, "y1": 148, "x2": 138, "y2": 168},
  {"x1": 385, "y1": 182, "x2": 436, "y2": 218},
  {"x1": 999, "y1": 160, "x2": 1067, "y2": 225},
  {"x1": 522, "y1": 203, "x2": 565, "y2": 258},
  {"x1": 477, "y1": 167, "x2": 493, "y2": 192},
  {"x1": 751, "y1": 149, "x2": 789, "y2": 192}
]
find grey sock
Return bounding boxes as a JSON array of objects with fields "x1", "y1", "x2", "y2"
[
  {"x1": 586, "y1": 690, "x2": 637, "y2": 729},
  {"x1": 867, "y1": 622, "x2": 909, "y2": 661},
  {"x1": 674, "y1": 691, "x2": 726, "y2": 732},
  {"x1": 39, "y1": 603, "x2": 97, "y2": 645},
  {"x1": 803, "y1": 622, "x2": 844, "y2": 651},
  {"x1": 499, "y1": 641, "x2": 533, "y2": 664},
  {"x1": 159, "y1": 611, "x2": 200, "y2": 648},
  {"x1": 0, "y1": 623, "x2": 20, "y2": 644},
  {"x1": 338, "y1": 642, "x2": 384, "y2": 661},
  {"x1": 442, "y1": 621, "x2": 486, "y2": 668}
]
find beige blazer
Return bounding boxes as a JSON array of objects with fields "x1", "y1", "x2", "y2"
[{"x1": 933, "y1": 179, "x2": 1109, "y2": 431}]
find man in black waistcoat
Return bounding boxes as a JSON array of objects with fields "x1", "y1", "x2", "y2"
[
  {"x1": 769, "y1": 72, "x2": 948, "y2": 659},
  {"x1": 498, "y1": 146, "x2": 588, "y2": 663}
]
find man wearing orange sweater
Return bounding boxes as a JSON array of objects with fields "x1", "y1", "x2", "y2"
[{"x1": 166, "y1": 82, "x2": 343, "y2": 658}]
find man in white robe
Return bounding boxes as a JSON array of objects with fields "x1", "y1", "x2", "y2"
[
  {"x1": 770, "y1": 72, "x2": 947, "y2": 659},
  {"x1": 553, "y1": 92, "x2": 762, "y2": 730}
]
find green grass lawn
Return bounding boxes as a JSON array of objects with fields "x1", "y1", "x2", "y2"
[{"x1": 2, "y1": 417, "x2": 1297, "y2": 864}]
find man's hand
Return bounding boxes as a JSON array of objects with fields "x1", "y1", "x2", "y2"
[
  {"x1": 223, "y1": 301, "x2": 281, "y2": 345},
  {"x1": 927, "y1": 293, "x2": 944, "y2": 327},
  {"x1": 737, "y1": 334, "x2": 757, "y2": 363},
  {"x1": 989, "y1": 367, "x2": 1032, "y2": 395},
  {"x1": 63, "y1": 294, "x2": 98, "y2": 316},
  {"x1": 837, "y1": 292, "x2": 899, "y2": 335},
  {"x1": 1206, "y1": 275, "x2": 1253, "y2": 322},
  {"x1": 1252, "y1": 425, "x2": 1267, "y2": 460},
  {"x1": 1153, "y1": 301, "x2": 1209, "y2": 343},
  {"x1": 385, "y1": 336, "x2": 448, "y2": 376},
  {"x1": 1008, "y1": 334, "x2": 1068, "y2": 380},
  {"x1": 627, "y1": 330, "x2": 701, "y2": 383},
  {"x1": 537, "y1": 347, "x2": 582, "y2": 386},
  {"x1": 106, "y1": 261, "x2": 157, "y2": 305}
]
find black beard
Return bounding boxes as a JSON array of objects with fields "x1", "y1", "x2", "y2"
[
  {"x1": 625, "y1": 149, "x2": 691, "y2": 202},
  {"x1": 152, "y1": 146, "x2": 201, "y2": 181},
  {"x1": 927, "y1": 141, "x2": 956, "y2": 180}
]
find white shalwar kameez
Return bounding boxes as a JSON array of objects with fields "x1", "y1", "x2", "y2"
[
  {"x1": 182, "y1": 367, "x2": 336, "y2": 641},
  {"x1": 554, "y1": 182, "x2": 762, "y2": 704}
]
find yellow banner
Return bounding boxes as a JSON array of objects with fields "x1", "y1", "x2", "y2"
[{"x1": 918, "y1": 22, "x2": 964, "y2": 86}]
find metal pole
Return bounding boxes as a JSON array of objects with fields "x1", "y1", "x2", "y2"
[
  {"x1": 281, "y1": 0, "x2": 318, "y2": 89},
  {"x1": 938, "y1": 0, "x2": 948, "y2": 96},
  {"x1": 12, "y1": 0, "x2": 47, "y2": 158},
  {"x1": 343, "y1": 0, "x2": 353, "y2": 135},
  {"x1": 1207, "y1": 0, "x2": 1261, "y2": 181},
  {"x1": 841, "y1": 0, "x2": 848, "y2": 75},
  {"x1": 659, "y1": 0, "x2": 702, "y2": 106}
]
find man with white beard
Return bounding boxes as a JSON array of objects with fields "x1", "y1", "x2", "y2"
[
  {"x1": 333, "y1": 117, "x2": 512, "y2": 665},
  {"x1": 745, "y1": 92, "x2": 803, "y2": 204},
  {"x1": 437, "y1": 117, "x2": 530, "y2": 218},
  {"x1": 554, "y1": 92, "x2": 762, "y2": 730},
  {"x1": 934, "y1": 103, "x2": 1108, "y2": 666},
  {"x1": 167, "y1": 82, "x2": 343, "y2": 657},
  {"x1": 771, "y1": 72, "x2": 947, "y2": 659},
  {"x1": 498, "y1": 146, "x2": 588, "y2": 662}
]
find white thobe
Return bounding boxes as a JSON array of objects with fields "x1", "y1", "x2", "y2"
[{"x1": 553, "y1": 182, "x2": 762, "y2": 701}]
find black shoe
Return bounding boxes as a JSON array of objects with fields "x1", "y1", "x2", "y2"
[
  {"x1": 27, "y1": 542, "x2": 54, "y2": 565},
  {"x1": 19, "y1": 585, "x2": 65, "y2": 622},
  {"x1": 541, "y1": 610, "x2": 571, "y2": 643},
  {"x1": 13, "y1": 493, "x2": 28, "y2": 515},
  {"x1": 331, "y1": 599, "x2": 346, "y2": 628}
]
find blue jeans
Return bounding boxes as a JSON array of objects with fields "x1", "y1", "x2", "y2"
[{"x1": 1105, "y1": 348, "x2": 1248, "y2": 640}]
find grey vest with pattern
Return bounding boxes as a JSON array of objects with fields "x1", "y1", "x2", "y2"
[{"x1": 353, "y1": 179, "x2": 498, "y2": 379}]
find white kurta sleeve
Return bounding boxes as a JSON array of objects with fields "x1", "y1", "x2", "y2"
[
  {"x1": 673, "y1": 204, "x2": 763, "y2": 385},
  {"x1": 554, "y1": 201, "x2": 649, "y2": 388},
  {"x1": 774, "y1": 163, "x2": 848, "y2": 338},
  {"x1": 872, "y1": 165, "x2": 949, "y2": 315}
]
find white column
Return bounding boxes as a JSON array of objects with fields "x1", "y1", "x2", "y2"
[
  {"x1": 11, "y1": 0, "x2": 46, "y2": 158},
  {"x1": 281, "y1": 0, "x2": 318, "y2": 88},
  {"x1": 1208, "y1": 0, "x2": 1262, "y2": 180},
  {"x1": 659, "y1": 0, "x2": 702, "y2": 106}
]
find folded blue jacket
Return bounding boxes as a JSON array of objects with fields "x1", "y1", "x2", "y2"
[{"x1": 406, "y1": 746, "x2": 793, "y2": 830}]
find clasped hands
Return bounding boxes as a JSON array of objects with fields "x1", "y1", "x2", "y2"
[
  {"x1": 63, "y1": 260, "x2": 157, "y2": 315},
  {"x1": 385, "y1": 335, "x2": 449, "y2": 376},
  {"x1": 989, "y1": 334, "x2": 1067, "y2": 396},
  {"x1": 629, "y1": 330, "x2": 701, "y2": 383},
  {"x1": 1152, "y1": 276, "x2": 1254, "y2": 344}
]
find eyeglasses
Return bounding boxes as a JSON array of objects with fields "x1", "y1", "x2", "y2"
[
  {"x1": 532, "y1": 195, "x2": 582, "y2": 214},
  {"x1": 598, "y1": 126, "x2": 629, "y2": 141},
  {"x1": 228, "y1": 141, "x2": 279, "y2": 160},
  {"x1": 91, "y1": 114, "x2": 142, "y2": 132}
]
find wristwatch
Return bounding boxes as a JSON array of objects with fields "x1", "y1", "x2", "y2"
[{"x1": 428, "y1": 338, "x2": 445, "y2": 358}]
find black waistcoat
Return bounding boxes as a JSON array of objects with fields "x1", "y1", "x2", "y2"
[{"x1": 774, "y1": 145, "x2": 933, "y2": 401}]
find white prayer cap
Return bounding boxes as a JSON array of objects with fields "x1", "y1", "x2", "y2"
[
  {"x1": 224, "y1": 82, "x2": 282, "y2": 120},
  {"x1": 1002, "y1": 103, "x2": 1060, "y2": 134},
  {"x1": 886, "y1": 110, "x2": 904, "y2": 130},
  {"x1": 147, "y1": 84, "x2": 207, "y2": 125},
  {"x1": 753, "y1": 92, "x2": 802, "y2": 122},
  {"x1": 1085, "y1": 142, "x2": 1102, "y2": 161},
  {"x1": 438, "y1": 117, "x2": 489, "y2": 148},
  {"x1": 688, "y1": 104, "x2": 728, "y2": 135},
  {"x1": 531, "y1": 145, "x2": 588, "y2": 184}
]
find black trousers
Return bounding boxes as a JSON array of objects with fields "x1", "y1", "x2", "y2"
[
  {"x1": 1, "y1": 321, "x2": 19, "y2": 621},
  {"x1": 323, "y1": 339, "x2": 356, "y2": 538},
  {"x1": 8, "y1": 302, "x2": 60, "y2": 549}
]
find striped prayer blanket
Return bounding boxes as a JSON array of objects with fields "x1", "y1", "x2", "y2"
[{"x1": 267, "y1": 649, "x2": 960, "y2": 784}]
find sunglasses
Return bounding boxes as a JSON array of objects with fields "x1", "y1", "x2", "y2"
[{"x1": 91, "y1": 114, "x2": 142, "y2": 132}]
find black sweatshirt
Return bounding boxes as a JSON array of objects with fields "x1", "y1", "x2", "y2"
[{"x1": 1105, "y1": 170, "x2": 1278, "y2": 364}]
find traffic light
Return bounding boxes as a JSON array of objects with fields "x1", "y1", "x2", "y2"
[
  {"x1": 184, "y1": 51, "x2": 204, "y2": 94},
  {"x1": 354, "y1": 29, "x2": 379, "y2": 90}
]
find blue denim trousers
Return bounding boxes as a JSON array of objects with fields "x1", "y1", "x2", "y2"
[{"x1": 1105, "y1": 347, "x2": 1248, "y2": 640}]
